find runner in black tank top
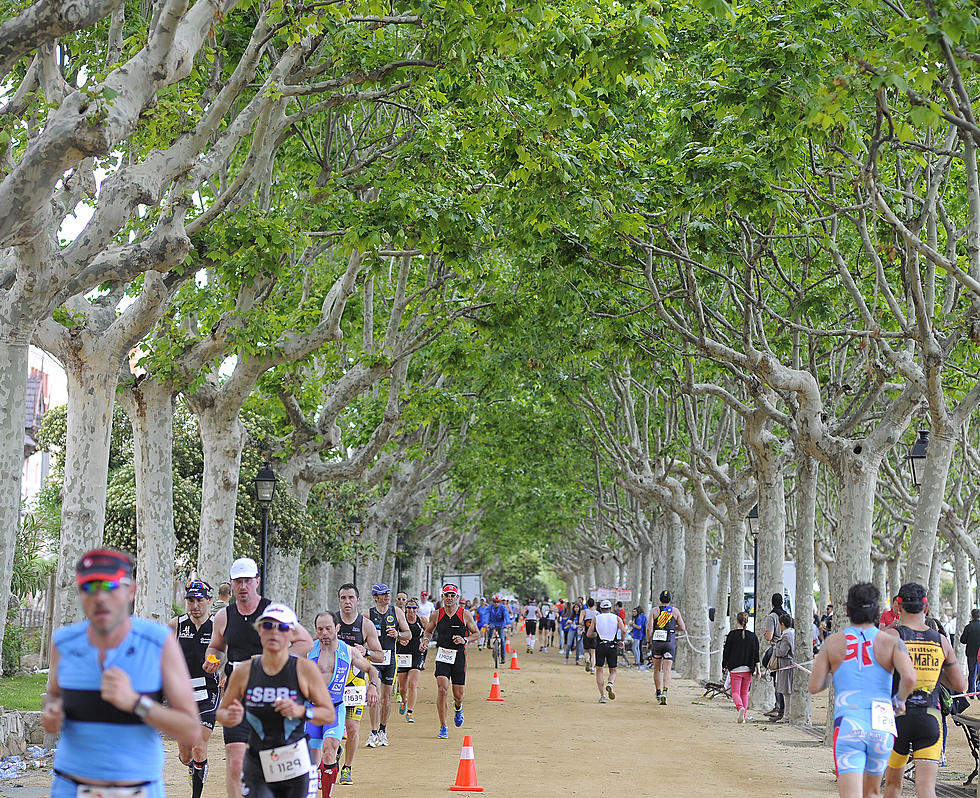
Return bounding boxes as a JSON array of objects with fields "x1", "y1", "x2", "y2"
[
  {"x1": 170, "y1": 580, "x2": 218, "y2": 798},
  {"x1": 216, "y1": 603, "x2": 334, "y2": 798},
  {"x1": 419, "y1": 585, "x2": 480, "y2": 738},
  {"x1": 396, "y1": 604, "x2": 424, "y2": 722}
]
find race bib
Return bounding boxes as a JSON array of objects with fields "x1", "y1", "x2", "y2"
[
  {"x1": 77, "y1": 787, "x2": 147, "y2": 798},
  {"x1": 258, "y1": 740, "x2": 311, "y2": 783},
  {"x1": 343, "y1": 685, "x2": 367, "y2": 707},
  {"x1": 376, "y1": 650, "x2": 391, "y2": 666},
  {"x1": 396, "y1": 653, "x2": 413, "y2": 668},
  {"x1": 652, "y1": 630, "x2": 668, "y2": 642},
  {"x1": 436, "y1": 647, "x2": 458, "y2": 664},
  {"x1": 871, "y1": 700, "x2": 897, "y2": 736}
]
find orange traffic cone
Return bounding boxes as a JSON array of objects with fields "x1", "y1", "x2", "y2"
[
  {"x1": 449, "y1": 735, "x2": 484, "y2": 792},
  {"x1": 486, "y1": 671, "x2": 504, "y2": 702},
  {"x1": 505, "y1": 637, "x2": 511, "y2": 653},
  {"x1": 509, "y1": 649, "x2": 520, "y2": 670}
]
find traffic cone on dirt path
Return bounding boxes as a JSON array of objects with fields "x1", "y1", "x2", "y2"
[
  {"x1": 505, "y1": 637, "x2": 511, "y2": 653},
  {"x1": 486, "y1": 671, "x2": 504, "y2": 702},
  {"x1": 449, "y1": 735, "x2": 485, "y2": 792},
  {"x1": 509, "y1": 649, "x2": 520, "y2": 670}
]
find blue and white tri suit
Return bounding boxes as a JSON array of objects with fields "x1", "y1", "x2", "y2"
[{"x1": 305, "y1": 639, "x2": 352, "y2": 748}]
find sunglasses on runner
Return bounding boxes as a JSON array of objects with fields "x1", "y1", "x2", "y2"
[
  {"x1": 259, "y1": 620, "x2": 293, "y2": 632},
  {"x1": 406, "y1": 605, "x2": 419, "y2": 610},
  {"x1": 79, "y1": 579, "x2": 131, "y2": 594}
]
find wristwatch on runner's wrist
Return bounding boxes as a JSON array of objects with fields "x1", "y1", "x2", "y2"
[
  {"x1": 132, "y1": 694, "x2": 153, "y2": 720},
  {"x1": 305, "y1": 705, "x2": 315, "y2": 721}
]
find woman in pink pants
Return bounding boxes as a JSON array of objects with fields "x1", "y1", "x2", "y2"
[{"x1": 722, "y1": 611, "x2": 761, "y2": 723}]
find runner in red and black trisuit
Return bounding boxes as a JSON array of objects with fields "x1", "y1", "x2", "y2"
[{"x1": 419, "y1": 584, "x2": 480, "y2": 739}]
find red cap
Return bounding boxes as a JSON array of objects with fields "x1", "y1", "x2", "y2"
[
  {"x1": 442, "y1": 584, "x2": 460, "y2": 596},
  {"x1": 76, "y1": 549, "x2": 133, "y2": 585}
]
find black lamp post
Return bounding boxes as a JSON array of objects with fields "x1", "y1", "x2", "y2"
[
  {"x1": 253, "y1": 461, "x2": 277, "y2": 586},
  {"x1": 907, "y1": 429, "x2": 930, "y2": 488},
  {"x1": 350, "y1": 516, "x2": 363, "y2": 587},
  {"x1": 396, "y1": 534, "x2": 406, "y2": 594},
  {"x1": 423, "y1": 547, "x2": 432, "y2": 596},
  {"x1": 747, "y1": 504, "x2": 759, "y2": 634}
]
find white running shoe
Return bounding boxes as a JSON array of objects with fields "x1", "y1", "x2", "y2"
[
  {"x1": 365, "y1": 732, "x2": 379, "y2": 748},
  {"x1": 378, "y1": 731, "x2": 389, "y2": 746}
]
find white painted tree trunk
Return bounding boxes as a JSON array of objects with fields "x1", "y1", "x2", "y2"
[
  {"x1": 639, "y1": 547, "x2": 651, "y2": 610},
  {"x1": 729, "y1": 522, "x2": 746, "y2": 629},
  {"x1": 710, "y1": 539, "x2": 730, "y2": 680},
  {"x1": 664, "y1": 511, "x2": 685, "y2": 599},
  {"x1": 756, "y1": 451, "x2": 786, "y2": 633},
  {"x1": 887, "y1": 556, "x2": 901, "y2": 603},
  {"x1": 954, "y1": 542, "x2": 971, "y2": 669},
  {"x1": 829, "y1": 453, "x2": 880, "y2": 617},
  {"x1": 816, "y1": 557, "x2": 831, "y2": 609},
  {"x1": 905, "y1": 428, "x2": 955, "y2": 587},
  {"x1": 54, "y1": 352, "x2": 121, "y2": 627},
  {"x1": 928, "y1": 549, "x2": 942, "y2": 612},
  {"x1": 298, "y1": 558, "x2": 331, "y2": 627},
  {"x1": 791, "y1": 455, "x2": 817, "y2": 725},
  {"x1": 119, "y1": 377, "x2": 177, "y2": 622},
  {"x1": 265, "y1": 547, "x2": 300, "y2": 606},
  {"x1": 873, "y1": 559, "x2": 887, "y2": 601},
  {"x1": 679, "y1": 512, "x2": 709, "y2": 681},
  {"x1": 0, "y1": 335, "x2": 30, "y2": 671},
  {"x1": 192, "y1": 404, "x2": 245, "y2": 589}
]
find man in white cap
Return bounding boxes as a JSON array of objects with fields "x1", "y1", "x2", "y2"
[
  {"x1": 204, "y1": 557, "x2": 314, "y2": 798},
  {"x1": 587, "y1": 599, "x2": 628, "y2": 703}
]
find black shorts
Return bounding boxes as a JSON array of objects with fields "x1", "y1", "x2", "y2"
[
  {"x1": 396, "y1": 655, "x2": 422, "y2": 671},
  {"x1": 377, "y1": 662, "x2": 396, "y2": 685},
  {"x1": 242, "y1": 748, "x2": 315, "y2": 798},
  {"x1": 434, "y1": 650, "x2": 466, "y2": 685},
  {"x1": 583, "y1": 634, "x2": 596, "y2": 650},
  {"x1": 525, "y1": 620, "x2": 537, "y2": 635},
  {"x1": 891, "y1": 708, "x2": 943, "y2": 763},
  {"x1": 542, "y1": 619, "x2": 555, "y2": 631},
  {"x1": 650, "y1": 640, "x2": 676, "y2": 660},
  {"x1": 224, "y1": 717, "x2": 251, "y2": 745},
  {"x1": 594, "y1": 641, "x2": 618, "y2": 669},
  {"x1": 198, "y1": 691, "x2": 219, "y2": 730}
]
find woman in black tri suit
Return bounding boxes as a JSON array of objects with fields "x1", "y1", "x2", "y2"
[
  {"x1": 218, "y1": 603, "x2": 334, "y2": 798},
  {"x1": 396, "y1": 599, "x2": 425, "y2": 723}
]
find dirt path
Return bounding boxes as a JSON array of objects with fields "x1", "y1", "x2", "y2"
[{"x1": 4, "y1": 643, "x2": 978, "y2": 797}]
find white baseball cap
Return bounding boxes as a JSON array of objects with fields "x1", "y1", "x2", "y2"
[
  {"x1": 256, "y1": 602, "x2": 298, "y2": 627},
  {"x1": 230, "y1": 557, "x2": 259, "y2": 580},
  {"x1": 599, "y1": 599, "x2": 612, "y2": 610}
]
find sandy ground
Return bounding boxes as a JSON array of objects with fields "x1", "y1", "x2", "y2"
[{"x1": 4, "y1": 640, "x2": 979, "y2": 797}]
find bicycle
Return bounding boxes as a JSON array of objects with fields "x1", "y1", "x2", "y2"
[{"x1": 490, "y1": 627, "x2": 505, "y2": 670}]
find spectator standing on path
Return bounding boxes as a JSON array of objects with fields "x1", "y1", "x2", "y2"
[
  {"x1": 820, "y1": 603, "x2": 835, "y2": 640},
  {"x1": 763, "y1": 594, "x2": 785, "y2": 719},
  {"x1": 771, "y1": 614, "x2": 795, "y2": 722},
  {"x1": 417, "y1": 590, "x2": 436, "y2": 623},
  {"x1": 960, "y1": 609, "x2": 980, "y2": 694},
  {"x1": 42, "y1": 549, "x2": 201, "y2": 798},
  {"x1": 882, "y1": 582, "x2": 965, "y2": 798},
  {"x1": 722, "y1": 611, "x2": 760, "y2": 723},
  {"x1": 808, "y1": 582, "x2": 915, "y2": 798},
  {"x1": 204, "y1": 558, "x2": 314, "y2": 798},
  {"x1": 563, "y1": 600, "x2": 584, "y2": 665},
  {"x1": 630, "y1": 606, "x2": 646, "y2": 668},
  {"x1": 212, "y1": 582, "x2": 233, "y2": 614}
]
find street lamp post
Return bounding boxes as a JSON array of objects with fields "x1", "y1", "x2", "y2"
[
  {"x1": 395, "y1": 535, "x2": 406, "y2": 594},
  {"x1": 907, "y1": 429, "x2": 930, "y2": 488},
  {"x1": 253, "y1": 462, "x2": 278, "y2": 587},
  {"x1": 423, "y1": 547, "x2": 433, "y2": 596},
  {"x1": 747, "y1": 504, "x2": 759, "y2": 635},
  {"x1": 351, "y1": 516, "x2": 363, "y2": 587}
]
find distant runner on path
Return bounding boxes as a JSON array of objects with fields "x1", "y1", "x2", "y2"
[{"x1": 647, "y1": 591, "x2": 685, "y2": 705}]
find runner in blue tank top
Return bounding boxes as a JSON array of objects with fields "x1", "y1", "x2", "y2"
[
  {"x1": 41, "y1": 549, "x2": 201, "y2": 798},
  {"x1": 808, "y1": 583, "x2": 916, "y2": 798}
]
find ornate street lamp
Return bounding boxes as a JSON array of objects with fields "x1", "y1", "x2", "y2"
[
  {"x1": 253, "y1": 462, "x2": 277, "y2": 586},
  {"x1": 907, "y1": 429, "x2": 930, "y2": 488}
]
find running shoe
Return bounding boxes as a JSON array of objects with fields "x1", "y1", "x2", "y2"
[
  {"x1": 365, "y1": 731, "x2": 379, "y2": 748},
  {"x1": 585, "y1": 662, "x2": 592, "y2": 673},
  {"x1": 406, "y1": 710, "x2": 415, "y2": 723},
  {"x1": 454, "y1": 707, "x2": 464, "y2": 727},
  {"x1": 659, "y1": 694, "x2": 667, "y2": 705},
  {"x1": 399, "y1": 701, "x2": 406, "y2": 715},
  {"x1": 598, "y1": 695, "x2": 607, "y2": 703},
  {"x1": 378, "y1": 731, "x2": 389, "y2": 746},
  {"x1": 338, "y1": 766, "x2": 353, "y2": 785},
  {"x1": 438, "y1": 725, "x2": 449, "y2": 739},
  {"x1": 605, "y1": 683, "x2": 616, "y2": 700}
]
